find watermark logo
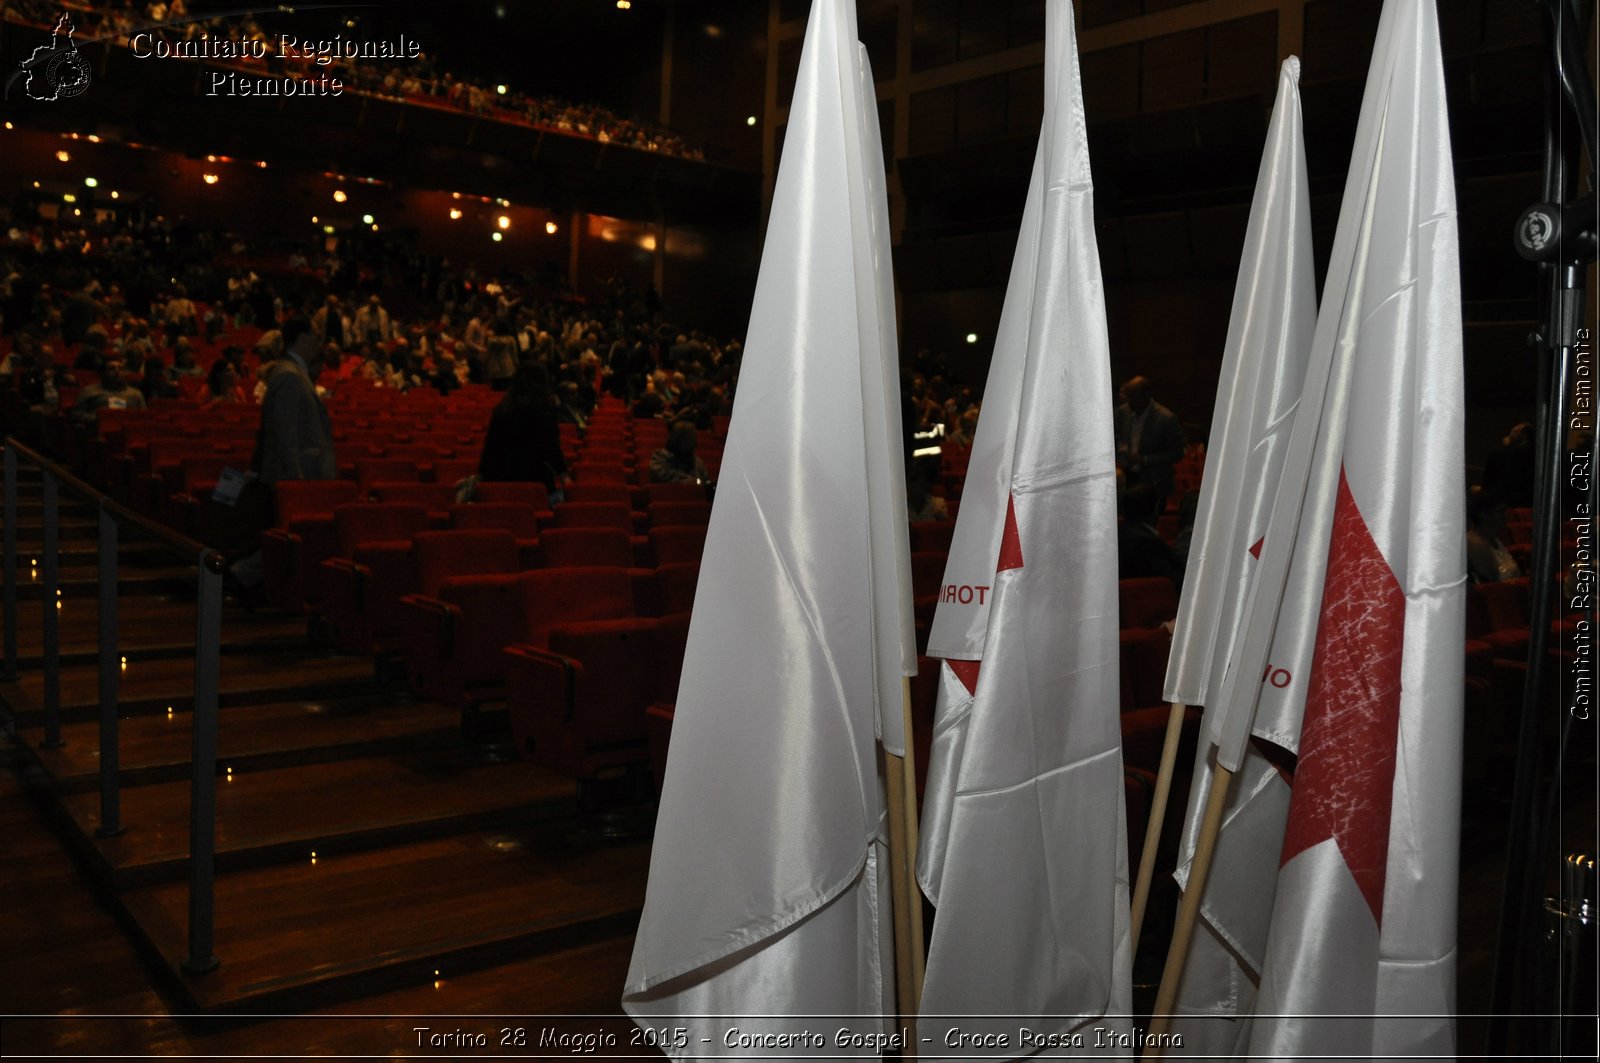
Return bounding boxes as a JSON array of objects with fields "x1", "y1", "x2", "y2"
[{"x1": 11, "y1": 13, "x2": 92, "y2": 101}]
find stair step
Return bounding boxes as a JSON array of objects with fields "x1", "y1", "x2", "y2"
[
  {"x1": 120, "y1": 825, "x2": 649, "y2": 1011},
  {"x1": 26, "y1": 695, "x2": 459, "y2": 791},
  {"x1": 0, "y1": 649, "x2": 379, "y2": 727},
  {"x1": 2, "y1": 596, "x2": 307, "y2": 665},
  {"x1": 62, "y1": 750, "x2": 577, "y2": 887},
  {"x1": 10, "y1": 566, "x2": 198, "y2": 601}
]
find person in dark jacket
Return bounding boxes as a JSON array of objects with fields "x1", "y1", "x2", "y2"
[{"x1": 478, "y1": 364, "x2": 568, "y2": 490}]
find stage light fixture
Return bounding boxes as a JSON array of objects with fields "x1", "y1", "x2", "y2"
[
  {"x1": 333, "y1": 189, "x2": 347, "y2": 203},
  {"x1": 497, "y1": 215, "x2": 511, "y2": 230},
  {"x1": 362, "y1": 213, "x2": 374, "y2": 224},
  {"x1": 545, "y1": 221, "x2": 558, "y2": 234},
  {"x1": 84, "y1": 177, "x2": 97, "y2": 187},
  {"x1": 966, "y1": 333, "x2": 978, "y2": 344},
  {"x1": 492, "y1": 232, "x2": 504, "y2": 242},
  {"x1": 56, "y1": 150, "x2": 70, "y2": 162},
  {"x1": 449, "y1": 208, "x2": 463, "y2": 220},
  {"x1": 747, "y1": 116, "x2": 757, "y2": 126},
  {"x1": 203, "y1": 173, "x2": 219, "y2": 184}
]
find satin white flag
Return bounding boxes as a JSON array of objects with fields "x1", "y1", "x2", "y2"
[
  {"x1": 1159, "y1": 58, "x2": 1316, "y2": 1053},
  {"x1": 1205, "y1": 0, "x2": 1464, "y2": 1055},
  {"x1": 916, "y1": 1, "x2": 1132, "y2": 1053},
  {"x1": 621, "y1": 0, "x2": 914, "y2": 1053}
]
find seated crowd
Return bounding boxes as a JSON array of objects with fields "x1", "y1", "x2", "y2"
[{"x1": 6, "y1": 1, "x2": 706, "y2": 160}]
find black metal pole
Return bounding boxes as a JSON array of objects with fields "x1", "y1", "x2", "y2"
[
  {"x1": 184, "y1": 552, "x2": 223, "y2": 975},
  {"x1": 39, "y1": 470, "x2": 62, "y2": 750},
  {"x1": 96, "y1": 504, "x2": 122, "y2": 838},
  {"x1": 3, "y1": 445, "x2": 18, "y2": 681},
  {"x1": 1487, "y1": 0, "x2": 1597, "y2": 1050}
]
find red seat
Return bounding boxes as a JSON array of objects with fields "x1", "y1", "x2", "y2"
[
  {"x1": 474, "y1": 481, "x2": 551, "y2": 513},
  {"x1": 319, "y1": 504, "x2": 435, "y2": 652},
  {"x1": 1119, "y1": 627, "x2": 1173, "y2": 713},
  {"x1": 647, "y1": 501, "x2": 712, "y2": 529},
  {"x1": 539, "y1": 528, "x2": 634, "y2": 568},
  {"x1": 261, "y1": 481, "x2": 365, "y2": 614},
  {"x1": 450, "y1": 503, "x2": 540, "y2": 567},
  {"x1": 642, "y1": 614, "x2": 694, "y2": 797},
  {"x1": 910, "y1": 551, "x2": 947, "y2": 650},
  {"x1": 1119, "y1": 577, "x2": 1178, "y2": 630},
  {"x1": 431, "y1": 457, "x2": 480, "y2": 485},
  {"x1": 273, "y1": 480, "x2": 361, "y2": 526},
  {"x1": 505, "y1": 617, "x2": 664, "y2": 781},
  {"x1": 648, "y1": 525, "x2": 708, "y2": 567},
  {"x1": 370, "y1": 481, "x2": 457, "y2": 523},
  {"x1": 355, "y1": 459, "x2": 423, "y2": 494},
  {"x1": 399, "y1": 566, "x2": 636, "y2": 711},
  {"x1": 909, "y1": 521, "x2": 956, "y2": 555},
  {"x1": 563, "y1": 483, "x2": 635, "y2": 507},
  {"x1": 570, "y1": 462, "x2": 628, "y2": 483},
  {"x1": 551, "y1": 502, "x2": 632, "y2": 532},
  {"x1": 640, "y1": 482, "x2": 707, "y2": 506},
  {"x1": 637, "y1": 561, "x2": 700, "y2": 617},
  {"x1": 450, "y1": 502, "x2": 540, "y2": 538}
]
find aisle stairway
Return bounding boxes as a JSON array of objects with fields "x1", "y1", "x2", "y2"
[{"x1": 0, "y1": 461, "x2": 651, "y2": 1034}]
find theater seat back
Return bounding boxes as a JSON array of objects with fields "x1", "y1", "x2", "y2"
[
  {"x1": 333, "y1": 502, "x2": 429, "y2": 557},
  {"x1": 521, "y1": 567, "x2": 636, "y2": 648},
  {"x1": 414, "y1": 529, "x2": 521, "y2": 596}
]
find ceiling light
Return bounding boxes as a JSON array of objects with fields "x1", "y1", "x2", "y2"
[
  {"x1": 56, "y1": 150, "x2": 69, "y2": 162},
  {"x1": 84, "y1": 177, "x2": 97, "y2": 187},
  {"x1": 492, "y1": 232, "x2": 503, "y2": 242},
  {"x1": 497, "y1": 215, "x2": 511, "y2": 230},
  {"x1": 746, "y1": 116, "x2": 757, "y2": 126},
  {"x1": 545, "y1": 221, "x2": 558, "y2": 235},
  {"x1": 496, "y1": 84, "x2": 507, "y2": 95},
  {"x1": 449, "y1": 208, "x2": 463, "y2": 220},
  {"x1": 333, "y1": 189, "x2": 347, "y2": 203},
  {"x1": 966, "y1": 333, "x2": 978, "y2": 344},
  {"x1": 362, "y1": 213, "x2": 374, "y2": 224},
  {"x1": 202, "y1": 173, "x2": 219, "y2": 184}
]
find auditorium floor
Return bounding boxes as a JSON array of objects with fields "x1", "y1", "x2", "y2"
[{"x1": 2, "y1": 473, "x2": 1593, "y2": 1060}]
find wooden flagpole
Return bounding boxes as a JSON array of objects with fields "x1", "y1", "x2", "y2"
[
  {"x1": 883, "y1": 677, "x2": 925, "y2": 1053},
  {"x1": 1129, "y1": 700, "x2": 1190, "y2": 946},
  {"x1": 1142, "y1": 762, "x2": 1233, "y2": 1059}
]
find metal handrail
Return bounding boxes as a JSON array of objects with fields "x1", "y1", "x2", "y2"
[{"x1": 3, "y1": 435, "x2": 224, "y2": 974}]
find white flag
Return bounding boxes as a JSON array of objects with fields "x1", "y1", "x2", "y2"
[
  {"x1": 915, "y1": 1, "x2": 1132, "y2": 1052},
  {"x1": 1204, "y1": 0, "x2": 1464, "y2": 1055},
  {"x1": 622, "y1": 0, "x2": 914, "y2": 1053},
  {"x1": 1158, "y1": 57, "x2": 1316, "y2": 1053}
]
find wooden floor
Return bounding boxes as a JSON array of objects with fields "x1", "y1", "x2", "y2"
[
  {"x1": 1, "y1": 471, "x2": 651, "y2": 1059},
  {"x1": 3, "y1": 469, "x2": 1594, "y2": 1060}
]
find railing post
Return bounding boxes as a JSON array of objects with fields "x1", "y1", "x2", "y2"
[
  {"x1": 40, "y1": 469, "x2": 62, "y2": 749},
  {"x1": 3, "y1": 444, "x2": 17, "y2": 681},
  {"x1": 184, "y1": 550, "x2": 223, "y2": 975},
  {"x1": 96, "y1": 503, "x2": 123, "y2": 837}
]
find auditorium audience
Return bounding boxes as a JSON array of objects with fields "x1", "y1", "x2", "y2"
[
  {"x1": 199, "y1": 358, "x2": 244, "y2": 410},
  {"x1": 5, "y1": 1, "x2": 707, "y2": 161},
  {"x1": 477, "y1": 364, "x2": 568, "y2": 491},
  {"x1": 1466, "y1": 487, "x2": 1521, "y2": 585},
  {"x1": 1117, "y1": 485, "x2": 1181, "y2": 586},
  {"x1": 649, "y1": 419, "x2": 710, "y2": 485},
  {"x1": 255, "y1": 318, "x2": 336, "y2": 483},
  {"x1": 907, "y1": 459, "x2": 949, "y2": 522},
  {"x1": 70, "y1": 356, "x2": 145, "y2": 424},
  {"x1": 1114, "y1": 374, "x2": 1185, "y2": 515}
]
